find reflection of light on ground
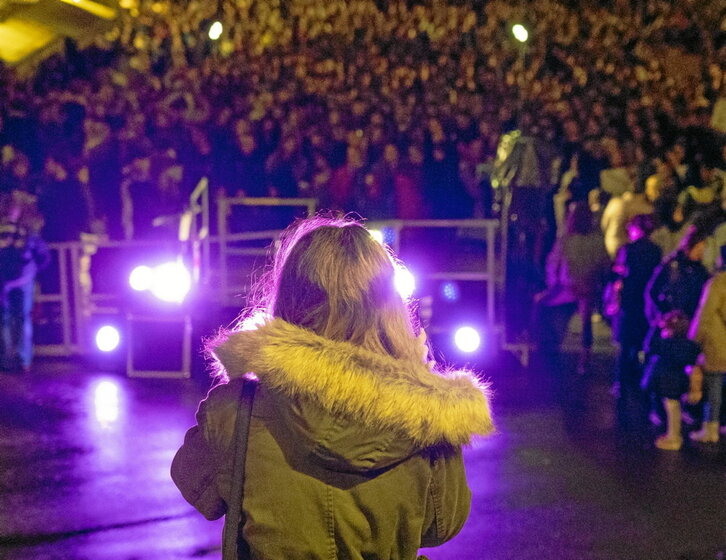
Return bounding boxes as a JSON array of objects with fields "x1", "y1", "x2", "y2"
[
  {"x1": 0, "y1": 18, "x2": 55, "y2": 63},
  {"x1": 58, "y1": 0, "x2": 116, "y2": 19},
  {"x1": 94, "y1": 380, "x2": 121, "y2": 425}
]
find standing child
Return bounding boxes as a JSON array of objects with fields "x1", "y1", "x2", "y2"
[{"x1": 641, "y1": 311, "x2": 701, "y2": 450}]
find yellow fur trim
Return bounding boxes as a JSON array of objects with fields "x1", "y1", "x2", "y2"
[{"x1": 213, "y1": 319, "x2": 494, "y2": 446}]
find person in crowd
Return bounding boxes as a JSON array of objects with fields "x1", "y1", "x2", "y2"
[
  {"x1": 688, "y1": 269, "x2": 726, "y2": 444},
  {"x1": 609, "y1": 213, "x2": 662, "y2": 396},
  {"x1": 0, "y1": 191, "x2": 49, "y2": 373},
  {"x1": 650, "y1": 196, "x2": 687, "y2": 257},
  {"x1": 640, "y1": 311, "x2": 700, "y2": 451},
  {"x1": 645, "y1": 225, "x2": 711, "y2": 327},
  {"x1": 535, "y1": 201, "x2": 610, "y2": 372},
  {"x1": 601, "y1": 176, "x2": 654, "y2": 259},
  {"x1": 171, "y1": 216, "x2": 493, "y2": 557}
]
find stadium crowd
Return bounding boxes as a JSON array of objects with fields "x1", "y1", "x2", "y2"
[
  {"x1": 1, "y1": 0, "x2": 726, "y2": 444},
  {"x1": 0, "y1": 0, "x2": 723, "y2": 238}
]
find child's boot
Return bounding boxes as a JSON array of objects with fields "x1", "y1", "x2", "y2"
[
  {"x1": 655, "y1": 399, "x2": 683, "y2": 451},
  {"x1": 690, "y1": 421, "x2": 720, "y2": 443}
]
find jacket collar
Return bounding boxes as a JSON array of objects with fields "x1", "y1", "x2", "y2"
[{"x1": 213, "y1": 318, "x2": 494, "y2": 447}]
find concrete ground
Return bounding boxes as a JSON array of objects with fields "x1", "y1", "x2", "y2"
[{"x1": 1, "y1": 337, "x2": 726, "y2": 560}]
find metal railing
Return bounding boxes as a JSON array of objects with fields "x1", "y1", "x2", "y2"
[{"x1": 33, "y1": 188, "x2": 512, "y2": 361}]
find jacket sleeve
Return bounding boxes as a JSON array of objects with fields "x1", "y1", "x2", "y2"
[
  {"x1": 690, "y1": 277, "x2": 725, "y2": 359},
  {"x1": 420, "y1": 447, "x2": 472, "y2": 548},
  {"x1": 170, "y1": 382, "x2": 243, "y2": 521}
]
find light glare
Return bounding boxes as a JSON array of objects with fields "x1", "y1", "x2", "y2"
[
  {"x1": 394, "y1": 266, "x2": 416, "y2": 300},
  {"x1": 96, "y1": 326, "x2": 121, "y2": 352},
  {"x1": 129, "y1": 265, "x2": 153, "y2": 291},
  {"x1": 454, "y1": 326, "x2": 481, "y2": 353},
  {"x1": 94, "y1": 380, "x2": 120, "y2": 424},
  {"x1": 151, "y1": 261, "x2": 192, "y2": 303},
  {"x1": 208, "y1": 21, "x2": 223, "y2": 40},
  {"x1": 512, "y1": 24, "x2": 529, "y2": 43},
  {"x1": 369, "y1": 229, "x2": 384, "y2": 245}
]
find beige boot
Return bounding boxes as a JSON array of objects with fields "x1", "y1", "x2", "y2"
[
  {"x1": 690, "y1": 421, "x2": 720, "y2": 443},
  {"x1": 655, "y1": 399, "x2": 683, "y2": 451}
]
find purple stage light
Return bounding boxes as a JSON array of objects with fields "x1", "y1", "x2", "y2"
[
  {"x1": 129, "y1": 265, "x2": 153, "y2": 292},
  {"x1": 454, "y1": 326, "x2": 481, "y2": 353},
  {"x1": 95, "y1": 326, "x2": 121, "y2": 352},
  {"x1": 150, "y1": 261, "x2": 192, "y2": 303},
  {"x1": 93, "y1": 380, "x2": 120, "y2": 424}
]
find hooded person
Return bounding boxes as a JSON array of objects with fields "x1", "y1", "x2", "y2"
[{"x1": 171, "y1": 216, "x2": 494, "y2": 560}]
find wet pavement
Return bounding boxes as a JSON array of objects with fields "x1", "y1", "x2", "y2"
[{"x1": 1, "y1": 341, "x2": 726, "y2": 559}]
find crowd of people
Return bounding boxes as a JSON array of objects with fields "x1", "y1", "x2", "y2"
[
  {"x1": 0, "y1": 0, "x2": 723, "y2": 241},
  {"x1": 0, "y1": 0, "x2": 725, "y2": 431},
  {"x1": 537, "y1": 173, "x2": 725, "y2": 450}
]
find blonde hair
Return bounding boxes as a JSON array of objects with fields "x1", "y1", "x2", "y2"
[{"x1": 236, "y1": 215, "x2": 421, "y2": 362}]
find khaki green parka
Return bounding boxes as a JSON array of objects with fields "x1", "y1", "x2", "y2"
[{"x1": 171, "y1": 319, "x2": 494, "y2": 560}]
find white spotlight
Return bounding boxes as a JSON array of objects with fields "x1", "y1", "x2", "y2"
[
  {"x1": 151, "y1": 261, "x2": 192, "y2": 303},
  {"x1": 95, "y1": 326, "x2": 121, "y2": 352},
  {"x1": 208, "y1": 21, "x2": 223, "y2": 41},
  {"x1": 512, "y1": 24, "x2": 529, "y2": 43},
  {"x1": 129, "y1": 265, "x2": 153, "y2": 292},
  {"x1": 454, "y1": 326, "x2": 481, "y2": 353},
  {"x1": 394, "y1": 265, "x2": 416, "y2": 300},
  {"x1": 368, "y1": 229, "x2": 384, "y2": 245}
]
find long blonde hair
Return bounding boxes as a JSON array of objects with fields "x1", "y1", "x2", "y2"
[{"x1": 237, "y1": 215, "x2": 421, "y2": 362}]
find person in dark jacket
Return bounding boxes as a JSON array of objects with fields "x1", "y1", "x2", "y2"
[
  {"x1": 611, "y1": 213, "x2": 662, "y2": 393},
  {"x1": 171, "y1": 216, "x2": 494, "y2": 559},
  {"x1": 645, "y1": 225, "x2": 711, "y2": 326},
  {"x1": 0, "y1": 192, "x2": 49, "y2": 372}
]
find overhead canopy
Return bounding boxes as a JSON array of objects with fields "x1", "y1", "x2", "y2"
[{"x1": 0, "y1": 0, "x2": 116, "y2": 66}]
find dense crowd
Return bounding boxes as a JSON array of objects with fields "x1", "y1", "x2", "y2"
[
  {"x1": 0, "y1": 0, "x2": 724, "y2": 241},
  {"x1": 1, "y1": 0, "x2": 726, "y2": 436}
]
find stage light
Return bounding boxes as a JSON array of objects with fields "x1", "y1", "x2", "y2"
[
  {"x1": 369, "y1": 229, "x2": 384, "y2": 245},
  {"x1": 96, "y1": 326, "x2": 121, "y2": 352},
  {"x1": 394, "y1": 265, "x2": 416, "y2": 300},
  {"x1": 129, "y1": 265, "x2": 153, "y2": 292},
  {"x1": 208, "y1": 20, "x2": 223, "y2": 40},
  {"x1": 454, "y1": 326, "x2": 481, "y2": 353},
  {"x1": 150, "y1": 261, "x2": 192, "y2": 303},
  {"x1": 441, "y1": 281, "x2": 460, "y2": 302},
  {"x1": 512, "y1": 24, "x2": 529, "y2": 43}
]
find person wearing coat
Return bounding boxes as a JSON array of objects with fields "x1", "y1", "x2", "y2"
[
  {"x1": 689, "y1": 271, "x2": 726, "y2": 443},
  {"x1": 645, "y1": 226, "x2": 711, "y2": 327},
  {"x1": 535, "y1": 202, "x2": 610, "y2": 373},
  {"x1": 0, "y1": 190, "x2": 49, "y2": 372},
  {"x1": 171, "y1": 217, "x2": 494, "y2": 559},
  {"x1": 611, "y1": 214, "x2": 662, "y2": 394}
]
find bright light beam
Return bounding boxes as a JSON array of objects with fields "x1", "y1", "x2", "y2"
[
  {"x1": 208, "y1": 21, "x2": 223, "y2": 41},
  {"x1": 129, "y1": 265, "x2": 153, "y2": 292},
  {"x1": 512, "y1": 24, "x2": 529, "y2": 43},
  {"x1": 96, "y1": 326, "x2": 121, "y2": 353},
  {"x1": 394, "y1": 265, "x2": 416, "y2": 300},
  {"x1": 454, "y1": 326, "x2": 481, "y2": 353}
]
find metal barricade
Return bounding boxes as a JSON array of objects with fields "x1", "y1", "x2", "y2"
[{"x1": 32, "y1": 193, "x2": 523, "y2": 363}]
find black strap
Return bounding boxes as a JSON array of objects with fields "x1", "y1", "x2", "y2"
[{"x1": 222, "y1": 378, "x2": 258, "y2": 560}]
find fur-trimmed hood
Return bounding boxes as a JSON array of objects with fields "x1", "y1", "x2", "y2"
[{"x1": 213, "y1": 319, "x2": 494, "y2": 466}]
